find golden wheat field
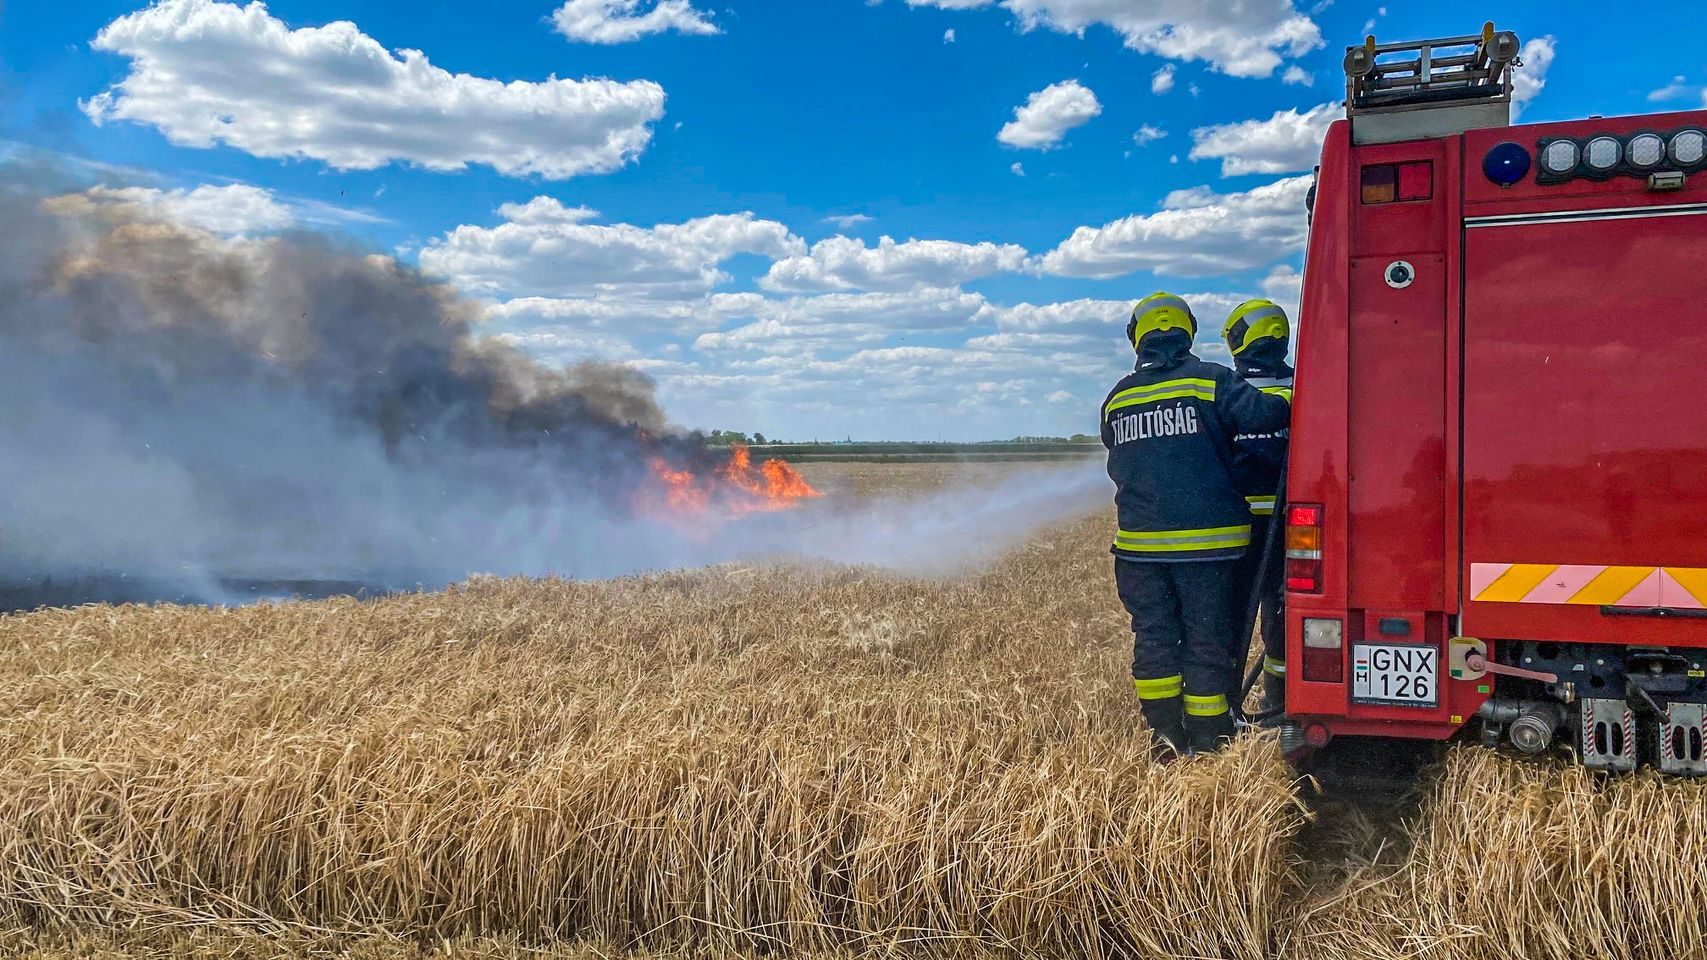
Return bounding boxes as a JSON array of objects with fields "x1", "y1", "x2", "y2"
[{"x1": 2, "y1": 461, "x2": 1706, "y2": 960}]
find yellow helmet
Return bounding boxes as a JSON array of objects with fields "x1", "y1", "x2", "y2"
[
  {"x1": 1223, "y1": 298, "x2": 1290, "y2": 356},
  {"x1": 1126, "y1": 292, "x2": 1197, "y2": 349}
]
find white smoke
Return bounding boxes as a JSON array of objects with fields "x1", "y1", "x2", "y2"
[
  {"x1": 771, "y1": 462, "x2": 1108, "y2": 574},
  {"x1": 0, "y1": 169, "x2": 1108, "y2": 606}
]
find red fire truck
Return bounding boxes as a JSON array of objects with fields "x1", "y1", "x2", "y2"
[{"x1": 1278, "y1": 25, "x2": 1707, "y2": 774}]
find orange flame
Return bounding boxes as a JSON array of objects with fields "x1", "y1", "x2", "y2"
[
  {"x1": 648, "y1": 458, "x2": 710, "y2": 514},
  {"x1": 719, "y1": 444, "x2": 820, "y2": 509},
  {"x1": 638, "y1": 443, "x2": 820, "y2": 523}
]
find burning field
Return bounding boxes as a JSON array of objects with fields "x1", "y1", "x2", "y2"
[
  {"x1": 0, "y1": 177, "x2": 1101, "y2": 608},
  {"x1": 641, "y1": 444, "x2": 822, "y2": 519},
  {"x1": 3, "y1": 485, "x2": 1707, "y2": 960},
  {"x1": 5, "y1": 178, "x2": 1707, "y2": 960}
]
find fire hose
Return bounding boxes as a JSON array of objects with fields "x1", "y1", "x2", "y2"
[{"x1": 1233, "y1": 451, "x2": 1288, "y2": 728}]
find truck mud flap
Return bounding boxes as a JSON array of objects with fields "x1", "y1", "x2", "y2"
[
  {"x1": 1658, "y1": 702, "x2": 1707, "y2": 776},
  {"x1": 1579, "y1": 698, "x2": 1638, "y2": 773}
]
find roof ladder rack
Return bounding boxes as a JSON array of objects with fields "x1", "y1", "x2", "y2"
[{"x1": 1342, "y1": 23, "x2": 1523, "y2": 145}]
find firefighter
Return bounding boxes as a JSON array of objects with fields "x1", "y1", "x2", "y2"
[
  {"x1": 1223, "y1": 298, "x2": 1294, "y2": 713},
  {"x1": 1101, "y1": 293, "x2": 1292, "y2": 758}
]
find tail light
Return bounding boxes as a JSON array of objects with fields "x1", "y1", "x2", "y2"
[
  {"x1": 1285, "y1": 503, "x2": 1323, "y2": 593},
  {"x1": 1302, "y1": 618, "x2": 1345, "y2": 684}
]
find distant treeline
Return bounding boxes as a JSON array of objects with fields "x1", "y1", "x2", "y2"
[{"x1": 746, "y1": 440, "x2": 1103, "y2": 463}]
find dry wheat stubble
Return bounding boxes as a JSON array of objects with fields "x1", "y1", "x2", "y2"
[
  {"x1": 5, "y1": 463, "x2": 1707, "y2": 960},
  {"x1": 0, "y1": 492, "x2": 1303, "y2": 959}
]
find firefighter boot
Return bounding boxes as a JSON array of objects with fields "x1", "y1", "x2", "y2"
[
  {"x1": 1184, "y1": 707, "x2": 1236, "y2": 754},
  {"x1": 1258, "y1": 669, "x2": 1287, "y2": 716},
  {"x1": 1139, "y1": 696, "x2": 1189, "y2": 762}
]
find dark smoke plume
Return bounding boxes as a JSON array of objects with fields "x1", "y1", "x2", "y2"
[
  {"x1": 1, "y1": 169, "x2": 721, "y2": 600},
  {"x1": 0, "y1": 164, "x2": 1108, "y2": 609}
]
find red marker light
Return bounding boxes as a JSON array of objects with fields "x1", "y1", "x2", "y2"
[{"x1": 1285, "y1": 503, "x2": 1324, "y2": 594}]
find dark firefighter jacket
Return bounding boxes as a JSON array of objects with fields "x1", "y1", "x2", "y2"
[
  {"x1": 1231, "y1": 347, "x2": 1295, "y2": 519},
  {"x1": 1100, "y1": 332, "x2": 1292, "y2": 562}
]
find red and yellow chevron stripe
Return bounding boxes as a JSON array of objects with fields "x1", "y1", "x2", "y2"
[{"x1": 1471, "y1": 563, "x2": 1707, "y2": 608}]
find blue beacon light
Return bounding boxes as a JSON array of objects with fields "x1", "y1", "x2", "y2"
[{"x1": 1483, "y1": 141, "x2": 1532, "y2": 186}]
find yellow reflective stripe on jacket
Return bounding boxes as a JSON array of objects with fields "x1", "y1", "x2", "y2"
[
  {"x1": 1134, "y1": 675, "x2": 1184, "y2": 700},
  {"x1": 1114, "y1": 538, "x2": 1252, "y2": 553},
  {"x1": 1260, "y1": 385, "x2": 1294, "y2": 404},
  {"x1": 1106, "y1": 387, "x2": 1216, "y2": 413},
  {"x1": 1114, "y1": 524, "x2": 1252, "y2": 552},
  {"x1": 1263, "y1": 655, "x2": 1286, "y2": 677},
  {"x1": 1104, "y1": 378, "x2": 1217, "y2": 416},
  {"x1": 1119, "y1": 524, "x2": 1252, "y2": 540},
  {"x1": 1246, "y1": 495, "x2": 1276, "y2": 516},
  {"x1": 1184, "y1": 693, "x2": 1230, "y2": 717}
]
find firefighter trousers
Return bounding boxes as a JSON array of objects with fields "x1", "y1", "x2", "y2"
[
  {"x1": 1114, "y1": 557, "x2": 1240, "y2": 742},
  {"x1": 1233, "y1": 516, "x2": 1286, "y2": 684}
]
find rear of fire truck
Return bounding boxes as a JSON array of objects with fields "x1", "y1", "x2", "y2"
[{"x1": 1282, "y1": 25, "x2": 1707, "y2": 773}]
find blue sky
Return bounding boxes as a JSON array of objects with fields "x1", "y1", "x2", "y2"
[{"x1": 4, "y1": 0, "x2": 1705, "y2": 440}]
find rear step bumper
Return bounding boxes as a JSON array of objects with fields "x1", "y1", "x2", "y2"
[
  {"x1": 1660, "y1": 702, "x2": 1707, "y2": 776},
  {"x1": 1282, "y1": 705, "x2": 1707, "y2": 776},
  {"x1": 1580, "y1": 698, "x2": 1637, "y2": 772}
]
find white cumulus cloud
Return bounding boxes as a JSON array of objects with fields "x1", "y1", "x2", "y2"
[
  {"x1": 694, "y1": 288, "x2": 992, "y2": 355},
  {"x1": 1649, "y1": 75, "x2": 1694, "y2": 102},
  {"x1": 998, "y1": 79, "x2": 1101, "y2": 149},
  {"x1": 657, "y1": 283, "x2": 1284, "y2": 437},
  {"x1": 43, "y1": 182, "x2": 294, "y2": 235},
  {"x1": 1151, "y1": 64, "x2": 1176, "y2": 93},
  {"x1": 761, "y1": 235, "x2": 1028, "y2": 293},
  {"x1": 905, "y1": 0, "x2": 1322, "y2": 78},
  {"x1": 821, "y1": 213, "x2": 874, "y2": 229},
  {"x1": 551, "y1": 0, "x2": 719, "y2": 43},
  {"x1": 82, "y1": 0, "x2": 666, "y2": 180},
  {"x1": 1511, "y1": 36, "x2": 1556, "y2": 120},
  {"x1": 1133, "y1": 124, "x2": 1167, "y2": 145},
  {"x1": 495, "y1": 197, "x2": 603, "y2": 225},
  {"x1": 419, "y1": 197, "x2": 804, "y2": 299},
  {"x1": 487, "y1": 293, "x2": 766, "y2": 345},
  {"x1": 982, "y1": 291, "x2": 1249, "y2": 345},
  {"x1": 1189, "y1": 101, "x2": 1337, "y2": 176},
  {"x1": 491, "y1": 327, "x2": 647, "y2": 364},
  {"x1": 1038, "y1": 175, "x2": 1312, "y2": 278},
  {"x1": 1259, "y1": 263, "x2": 1303, "y2": 320},
  {"x1": 979, "y1": 298, "x2": 1139, "y2": 343}
]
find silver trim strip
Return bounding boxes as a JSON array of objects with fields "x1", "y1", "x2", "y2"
[{"x1": 1465, "y1": 201, "x2": 1707, "y2": 228}]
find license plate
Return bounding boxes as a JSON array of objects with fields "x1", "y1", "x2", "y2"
[{"x1": 1352, "y1": 643, "x2": 1439, "y2": 707}]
